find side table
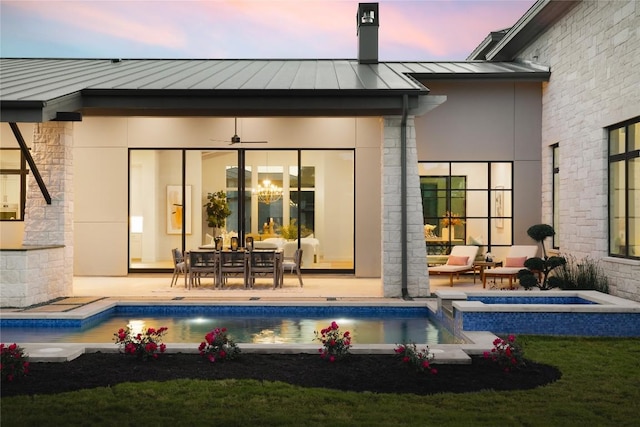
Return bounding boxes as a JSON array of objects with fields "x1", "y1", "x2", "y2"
[{"x1": 473, "y1": 260, "x2": 503, "y2": 287}]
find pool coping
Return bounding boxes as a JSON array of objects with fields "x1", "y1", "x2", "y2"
[{"x1": 2, "y1": 298, "x2": 496, "y2": 364}]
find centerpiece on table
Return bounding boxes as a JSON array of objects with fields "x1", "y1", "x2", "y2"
[{"x1": 440, "y1": 211, "x2": 465, "y2": 239}]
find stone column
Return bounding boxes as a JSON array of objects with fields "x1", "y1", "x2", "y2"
[
  {"x1": 382, "y1": 117, "x2": 429, "y2": 297},
  {"x1": 21, "y1": 122, "x2": 74, "y2": 302}
]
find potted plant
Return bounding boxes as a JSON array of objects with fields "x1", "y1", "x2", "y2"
[
  {"x1": 517, "y1": 224, "x2": 566, "y2": 290},
  {"x1": 277, "y1": 218, "x2": 312, "y2": 240},
  {"x1": 204, "y1": 191, "x2": 231, "y2": 232}
]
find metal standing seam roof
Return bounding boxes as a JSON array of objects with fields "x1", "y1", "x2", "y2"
[{"x1": 0, "y1": 58, "x2": 550, "y2": 122}]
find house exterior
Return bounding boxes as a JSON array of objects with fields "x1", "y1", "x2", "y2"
[
  {"x1": 469, "y1": 0, "x2": 640, "y2": 301},
  {"x1": 1, "y1": 0, "x2": 638, "y2": 307}
]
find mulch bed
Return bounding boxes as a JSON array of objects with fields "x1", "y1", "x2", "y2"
[{"x1": 1, "y1": 352, "x2": 561, "y2": 397}]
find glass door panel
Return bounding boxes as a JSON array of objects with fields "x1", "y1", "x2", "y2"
[{"x1": 129, "y1": 149, "x2": 184, "y2": 270}]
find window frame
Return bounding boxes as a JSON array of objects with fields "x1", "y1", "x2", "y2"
[
  {"x1": 0, "y1": 147, "x2": 28, "y2": 221},
  {"x1": 552, "y1": 143, "x2": 560, "y2": 249},
  {"x1": 608, "y1": 117, "x2": 639, "y2": 260}
]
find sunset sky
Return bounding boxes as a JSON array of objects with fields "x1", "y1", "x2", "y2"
[{"x1": 1, "y1": 0, "x2": 536, "y2": 61}]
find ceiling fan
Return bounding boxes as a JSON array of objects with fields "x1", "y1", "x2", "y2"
[{"x1": 212, "y1": 118, "x2": 268, "y2": 145}]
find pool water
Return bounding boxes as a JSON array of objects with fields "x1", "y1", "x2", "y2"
[{"x1": 0, "y1": 306, "x2": 460, "y2": 345}]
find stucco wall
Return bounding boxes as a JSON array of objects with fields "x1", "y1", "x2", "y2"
[
  {"x1": 72, "y1": 116, "x2": 382, "y2": 278},
  {"x1": 516, "y1": 0, "x2": 640, "y2": 301},
  {"x1": 414, "y1": 81, "x2": 543, "y2": 246}
]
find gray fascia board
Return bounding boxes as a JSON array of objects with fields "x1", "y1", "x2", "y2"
[
  {"x1": 79, "y1": 89, "x2": 425, "y2": 115},
  {"x1": 409, "y1": 71, "x2": 550, "y2": 81},
  {"x1": 0, "y1": 101, "x2": 47, "y2": 122},
  {"x1": 1, "y1": 92, "x2": 83, "y2": 123}
]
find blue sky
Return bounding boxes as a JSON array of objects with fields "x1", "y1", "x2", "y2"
[{"x1": 0, "y1": 0, "x2": 536, "y2": 61}]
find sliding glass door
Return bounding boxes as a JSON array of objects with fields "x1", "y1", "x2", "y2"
[{"x1": 129, "y1": 148, "x2": 354, "y2": 271}]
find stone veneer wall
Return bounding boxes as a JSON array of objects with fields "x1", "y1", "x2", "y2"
[
  {"x1": 0, "y1": 122, "x2": 73, "y2": 307},
  {"x1": 517, "y1": 1, "x2": 640, "y2": 301},
  {"x1": 382, "y1": 117, "x2": 429, "y2": 297}
]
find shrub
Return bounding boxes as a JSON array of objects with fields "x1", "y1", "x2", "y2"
[
  {"x1": 114, "y1": 326, "x2": 168, "y2": 360},
  {"x1": 314, "y1": 321, "x2": 352, "y2": 362},
  {"x1": 555, "y1": 254, "x2": 609, "y2": 293},
  {"x1": 518, "y1": 224, "x2": 566, "y2": 290},
  {"x1": 198, "y1": 327, "x2": 241, "y2": 362},
  {"x1": 394, "y1": 342, "x2": 437, "y2": 374},
  {"x1": 483, "y1": 335, "x2": 525, "y2": 372},
  {"x1": 1, "y1": 343, "x2": 30, "y2": 382}
]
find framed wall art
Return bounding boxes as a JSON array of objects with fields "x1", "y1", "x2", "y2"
[
  {"x1": 494, "y1": 185, "x2": 504, "y2": 229},
  {"x1": 167, "y1": 185, "x2": 192, "y2": 234}
]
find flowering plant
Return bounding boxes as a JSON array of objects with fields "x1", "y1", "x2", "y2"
[
  {"x1": 394, "y1": 342, "x2": 437, "y2": 374},
  {"x1": 1, "y1": 343, "x2": 30, "y2": 382},
  {"x1": 441, "y1": 211, "x2": 465, "y2": 227},
  {"x1": 198, "y1": 327, "x2": 241, "y2": 363},
  {"x1": 314, "y1": 321, "x2": 352, "y2": 362},
  {"x1": 114, "y1": 326, "x2": 168, "y2": 360},
  {"x1": 483, "y1": 334, "x2": 525, "y2": 372}
]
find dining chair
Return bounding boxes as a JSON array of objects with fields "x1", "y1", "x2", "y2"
[
  {"x1": 247, "y1": 250, "x2": 278, "y2": 289},
  {"x1": 280, "y1": 248, "x2": 303, "y2": 288},
  {"x1": 170, "y1": 248, "x2": 186, "y2": 287},
  {"x1": 187, "y1": 251, "x2": 217, "y2": 290},
  {"x1": 218, "y1": 250, "x2": 247, "y2": 288}
]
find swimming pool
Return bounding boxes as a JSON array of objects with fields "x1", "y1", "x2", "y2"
[{"x1": 0, "y1": 305, "x2": 460, "y2": 345}]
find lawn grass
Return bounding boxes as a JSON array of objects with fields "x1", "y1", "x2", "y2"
[{"x1": 2, "y1": 336, "x2": 639, "y2": 426}]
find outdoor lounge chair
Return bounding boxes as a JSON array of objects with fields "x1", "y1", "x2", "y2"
[
  {"x1": 429, "y1": 245, "x2": 479, "y2": 287},
  {"x1": 482, "y1": 245, "x2": 539, "y2": 289}
]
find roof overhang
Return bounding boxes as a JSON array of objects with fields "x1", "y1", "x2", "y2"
[
  {"x1": 1, "y1": 92, "x2": 83, "y2": 122},
  {"x1": 483, "y1": 0, "x2": 580, "y2": 61},
  {"x1": 78, "y1": 89, "x2": 427, "y2": 118}
]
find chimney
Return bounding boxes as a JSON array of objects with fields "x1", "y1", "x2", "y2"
[{"x1": 357, "y1": 3, "x2": 379, "y2": 64}]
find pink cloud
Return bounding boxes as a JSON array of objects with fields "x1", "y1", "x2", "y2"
[
  {"x1": 7, "y1": 1, "x2": 189, "y2": 49},
  {"x1": 3, "y1": 0, "x2": 535, "y2": 60}
]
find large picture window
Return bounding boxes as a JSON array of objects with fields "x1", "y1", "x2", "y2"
[
  {"x1": 609, "y1": 118, "x2": 639, "y2": 259},
  {"x1": 419, "y1": 162, "x2": 513, "y2": 260},
  {"x1": 129, "y1": 148, "x2": 354, "y2": 272}
]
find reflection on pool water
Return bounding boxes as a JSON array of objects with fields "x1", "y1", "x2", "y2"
[{"x1": 0, "y1": 306, "x2": 460, "y2": 345}]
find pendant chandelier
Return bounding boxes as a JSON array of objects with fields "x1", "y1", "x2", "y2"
[
  {"x1": 255, "y1": 178, "x2": 283, "y2": 204},
  {"x1": 253, "y1": 154, "x2": 283, "y2": 204}
]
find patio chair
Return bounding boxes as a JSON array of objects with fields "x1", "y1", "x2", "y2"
[
  {"x1": 218, "y1": 250, "x2": 247, "y2": 288},
  {"x1": 187, "y1": 250, "x2": 217, "y2": 289},
  {"x1": 429, "y1": 245, "x2": 479, "y2": 287},
  {"x1": 280, "y1": 248, "x2": 303, "y2": 288},
  {"x1": 247, "y1": 250, "x2": 278, "y2": 289},
  {"x1": 170, "y1": 248, "x2": 187, "y2": 287},
  {"x1": 482, "y1": 245, "x2": 539, "y2": 289}
]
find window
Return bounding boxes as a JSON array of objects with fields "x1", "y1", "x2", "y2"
[
  {"x1": 419, "y1": 162, "x2": 513, "y2": 259},
  {"x1": 0, "y1": 148, "x2": 27, "y2": 221},
  {"x1": 129, "y1": 148, "x2": 354, "y2": 271},
  {"x1": 552, "y1": 144, "x2": 560, "y2": 249},
  {"x1": 608, "y1": 118, "x2": 639, "y2": 259}
]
